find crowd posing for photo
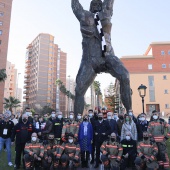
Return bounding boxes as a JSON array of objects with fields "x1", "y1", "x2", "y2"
[{"x1": 0, "y1": 108, "x2": 170, "y2": 170}]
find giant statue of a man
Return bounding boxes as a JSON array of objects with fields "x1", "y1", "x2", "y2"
[{"x1": 72, "y1": 0, "x2": 131, "y2": 114}]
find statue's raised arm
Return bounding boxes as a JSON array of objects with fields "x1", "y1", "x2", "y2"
[
  {"x1": 102, "y1": 0, "x2": 114, "y2": 11},
  {"x1": 71, "y1": 0, "x2": 85, "y2": 21}
]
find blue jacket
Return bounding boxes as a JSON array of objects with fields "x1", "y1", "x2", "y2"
[
  {"x1": 78, "y1": 122, "x2": 93, "y2": 153},
  {"x1": 106, "y1": 119, "x2": 118, "y2": 135}
]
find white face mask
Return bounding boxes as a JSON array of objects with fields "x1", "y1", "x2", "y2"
[
  {"x1": 32, "y1": 137, "x2": 37, "y2": 142},
  {"x1": 107, "y1": 116, "x2": 112, "y2": 120},
  {"x1": 26, "y1": 112, "x2": 31, "y2": 117},
  {"x1": 126, "y1": 136, "x2": 130, "y2": 140},
  {"x1": 114, "y1": 115, "x2": 118, "y2": 119},
  {"x1": 51, "y1": 113, "x2": 56, "y2": 118},
  {"x1": 77, "y1": 115, "x2": 81, "y2": 120},
  {"x1": 89, "y1": 113, "x2": 93, "y2": 117},
  {"x1": 58, "y1": 115, "x2": 62, "y2": 119},
  {"x1": 153, "y1": 115, "x2": 158, "y2": 120},
  {"x1": 138, "y1": 117, "x2": 142, "y2": 121},
  {"x1": 69, "y1": 115, "x2": 74, "y2": 119},
  {"x1": 68, "y1": 139, "x2": 73, "y2": 143},
  {"x1": 141, "y1": 117, "x2": 145, "y2": 121},
  {"x1": 129, "y1": 112, "x2": 133, "y2": 116}
]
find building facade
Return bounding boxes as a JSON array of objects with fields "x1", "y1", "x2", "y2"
[
  {"x1": 0, "y1": 0, "x2": 13, "y2": 112},
  {"x1": 116, "y1": 42, "x2": 170, "y2": 116},
  {"x1": 23, "y1": 33, "x2": 67, "y2": 113},
  {"x1": 4, "y1": 61, "x2": 17, "y2": 99}
]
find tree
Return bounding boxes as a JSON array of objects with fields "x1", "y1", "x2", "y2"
[
  {"x1": 3, "y1": 96, "x2": 21, "y2": 112},
  {"x1": 41, "y1": 105, "x2": 54, "y2": 115},
  {"x1": 93, "y1": 80, "x2": 102, "y2": 108},
  {"x1": 0, "y1": 69, "x2": 7, "y2": 82}
]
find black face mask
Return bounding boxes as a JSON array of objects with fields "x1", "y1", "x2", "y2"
[
  {"x1": 98, "y1": 117, "x2": 102, "y2": 120},
  {"x1": 23, "y1": 118, "x2": 28, "y2": 123},
  {"x1": 111, "y1": 138, "x2": 116, "y2": 142},
  {"x1": 143, "y1": 137, "x2": 149, "y2": 140},
  {"x1": 49, "y1": 138, "x2": 54, "y2": 141},
  {"x1": 83, "y1": 118, "x2": 88, "y2": 121},
  {"x1": 119, "y1": 116, "x2": 124, "y2": 120}
]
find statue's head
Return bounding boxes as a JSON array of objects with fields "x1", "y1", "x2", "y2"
[{"x1": 90, "y1": 0, "x2": 102, "y2": 13}]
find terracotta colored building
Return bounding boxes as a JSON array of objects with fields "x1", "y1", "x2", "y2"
[
  {"x1": 23, "y1": 33, "x2": 67, "y2": 114},
  {"x1": 115, "y1": 42, "x2": 170, "y2": 116},
  {"x1": 0, "y1": 0, "x2": 13, "y2": 112}
]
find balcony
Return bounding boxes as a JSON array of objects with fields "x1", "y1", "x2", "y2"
[
  {"x1": 23, "y1": 90, "x2": 29, "y2": 94},
  {"x1": 24, "y1": 84, "x2": 29, "y2": 89},
  {"x1": 24, "y1": 79, "x2": 30, "y2": 84},
  {"x1": 25, "y1": 63, "x2": 31, "y2": 68},
  {"x1": 24, "y1": 74, "x2": 30, "y2": 78},
  {"x1": 23, "y1": 95, "x2": 29, "y2": 99},
  {"x1": 25, "y1": 69, "x2": 30, "y2": 74},
  {"x1": 25, "y1": 59, "x2": 31, "y2": 64}
]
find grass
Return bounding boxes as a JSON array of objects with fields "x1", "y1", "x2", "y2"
[{"x1": 0, "y1": 140, "x2": 170, "y2": 169}]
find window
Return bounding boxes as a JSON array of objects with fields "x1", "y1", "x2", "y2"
[
  {"x1": 0, "y1": 3, "x2": 5, "y2": 8},
  {"x1": 164, "y1": 89, "x2": 168, "y2": 94},
  {"x1": 163, "y1": 75, "x2": 167, "y2": 80},
  {"x1": 0, "y1": 12, "x2": 4, "y2": 16},
  {"x1": 148, "y1": 64, "x2": 152, "y2": 70},
  {"x1": 168, "y1": 50, "x2": 170, "y2": 55},
  {"x1": 0, "y1": 30, "x2": 2, "y2": 35},
  {"x1": 0, "y1": 21, "x2": 2, "y2": 25},
  {"x1": 161, "y1": 51, "x2": 165, "y2": 55},
  {"x1": 162, "y1": 64, "x2": 166, "y2": 68},
  {"x1": 165, "y1": 104, "x2": 170, "y2": 109}
]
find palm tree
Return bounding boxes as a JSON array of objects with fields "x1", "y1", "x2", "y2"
[
  {"x1": 93, "y1": 81, "x2": 102, "y2": 108},
  {"x1": 3, "y1": 96, "x2": 21, "y2": 112},
  {"x1": 0, "y1": 69, "x2": 7, "y2": 82}
]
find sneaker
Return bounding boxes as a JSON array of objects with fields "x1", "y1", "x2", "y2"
[{"x1": 8, "y1": 162, "x2": 13, "y2": 166}]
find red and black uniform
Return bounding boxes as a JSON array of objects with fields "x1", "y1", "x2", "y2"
[{"x1": 11, "y1": 121, "x2": 36, "y2": 169}]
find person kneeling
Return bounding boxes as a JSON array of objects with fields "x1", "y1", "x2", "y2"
[
  {"x1": 134, "y1": 131, "x2": 159, "y2": 170},
  {"x1": 24, "y1": 133, "x2": 44, "y2": 170},
  {"x1": 56, "y1": 133, "x2": 80, "y2": 169},
  {"x1": 101, "y1": 132, "x2": 123, "y2": 170}
]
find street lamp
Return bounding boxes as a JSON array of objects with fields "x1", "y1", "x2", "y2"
[{"x1": 138, "y1": 84, "x2": 147, "y2": 113}]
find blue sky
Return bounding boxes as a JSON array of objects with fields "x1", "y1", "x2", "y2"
[{"x1": 7, "y1": 0, "x2": 170, "y2": 95}]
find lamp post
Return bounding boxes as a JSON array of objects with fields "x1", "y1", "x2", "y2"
[{"x1": 138, "y1": 84, "x2": 147, "y2": 113}]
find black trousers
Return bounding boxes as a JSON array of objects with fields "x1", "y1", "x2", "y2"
[
  {"x1": 120, "y1": 154, "x2": 136, "y2": 170},
  {"x1": 95, "y1": 141, "x2": 103, "y2": 165},
  {"x1": 81, "y1": 151, "x2": 90, "y2": 165},
  {"x1": 15, "y1": 143, "x2": 26, "y2": 168}
]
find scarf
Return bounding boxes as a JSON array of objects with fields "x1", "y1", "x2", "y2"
[
  {"x1": 94, "y1": 12, "x2": 106, "y2": 57},
  {"x1": 83, "y1": 122, "x2": 89, "y2": 136}
]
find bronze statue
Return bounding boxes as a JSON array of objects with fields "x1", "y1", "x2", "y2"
[{"x1": 72, "y1": 0, "x2": 131, "y2": 114}]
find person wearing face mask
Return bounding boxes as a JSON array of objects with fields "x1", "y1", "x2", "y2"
[
  {"x1": 120, "y1": 114, "x2": 137, "y2": 141},
  {"x1": 148, "y1": 110, "x2": 170, "y2": 170},
  {"x1": 134, "y1": 131, "x2": 159, "y2": 170},
  {"x1": 93, "y1": 112, "x2": 111, "y2": 168},
  {"x1": 117, "y1": 112, "x2": 124, "y2": 142},
  {"x1": 0, "y1": 112, "x2": 14, "y2": 167},
  {"x1": 56, "y1": 133, "x2": 80, "y2": 169},
  {"x1": 128, "y1": 110, "x2": 137, "y2": 124},
  {"x1": 78, "y1": 114, "x2": 93, "y2": 168},
  {"x1": 120, "y1": 131, "x2": 137, "y2": 170},
  {"x1": 42, "y1": 133, "x2": 60, "y2": 170},
  {"x1": 52, "y1": 111, "x2": 64, "y2": 144},
  {"x1": 101, "y1": 133, "x2": 123, "y2": 170},
  {"x1": 136, "y1": 113, "x2": 149, "y2": 141},
  {"x1": 61, "y1": 112, "x2": 79, "y2": 142},
  {"x1": 107, "y1": 112, "x2": 118, "y2": 135},
  {"x1": 49, "y1": 111, "x2": 56, "y2": 122},
  {"x1": 76, "y1": 113, "x2": 83, "y2": 125},
  {"x1": 24, "y1": 132, "x2": 44, "y2": 170},
  {"x1": 113, "y1": 112, "x2": 119, "y2": 122},
  {"x1": 11, "y1": 113, "x2": 36, "y2": 170}
]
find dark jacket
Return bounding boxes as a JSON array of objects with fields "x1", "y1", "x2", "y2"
[
  {"x1": 0, "y1": 120, "x2": 14, "y2": 139},
  {"x1": 52, "y1": 118, "x2": 64, "y2": 139},
  {"x1": 121, "y1": 138, "x2": 137, "y2": 156},
  {"x1": 78, "y1": 122, "x2": 93, "y2": 153},
  {"x1": 136, "y1": 120, "x2": 149, "y2": 141},
  {"x1": 107, "y1": 119, "x2": 118, "y2": 135},
  {"x1": 41, "y1": 120, "x2": 53, "y2": 140},
  {"x1": 94, "y1": 120, "x2": 111, "y2": 143},
  {"x1": 11, "y1": 121, "x2": 36, "y2": 144},
  {"x1": 117, "y1": 119, "x2": 124, "y2": 137}
]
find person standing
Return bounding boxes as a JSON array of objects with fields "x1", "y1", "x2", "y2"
[
  {"x1": 11, "y1": 113, "x2": 36, "y2": 169},
  {"x1": 148, "y1": 110, "x2": 170, "y2": 170},
  {"x1": 128, "y1": 110, "x2": 137, "y2": 124},
  {"x1": 78, "y1": 114, "x2": 93, "y2": 168},
  {"x1": 93, "y1": 112, "x2": 111, "y2": 168},
  {"x1": 136, "y1": 113, "x2": 149, "y2": 141},
  {"x1": 10, "y1": 114, "x2": 18, "y2": 125},
  {"x1": 0, "y1": 112, "x2": 14, "y2": 166},
  {"x1": 121, "y1": 114, "x2": 137, "y2": 141},
  {"x1": 107, "y1": 112, "x2": 118, "y2": 135},
  {"x1": 117, "y1": 112, "x2": 124, "y2": 142},
  {"x1": 113, "y1": 111, "x2": 119, "y2": 122}
]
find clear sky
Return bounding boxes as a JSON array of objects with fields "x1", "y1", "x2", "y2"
[{"x1": 7, "y1": 0, "x2": 170, "y2": 96}]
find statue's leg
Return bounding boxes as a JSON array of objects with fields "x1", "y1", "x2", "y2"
[
  {"x1": 105, "y1": 55, "x2": 132, "y2": 112},
  {"x1": 74, "y1": 61, "x2": 96, "y2": 115}
]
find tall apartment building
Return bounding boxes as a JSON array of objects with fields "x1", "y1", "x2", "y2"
[
  {"x1": 0, "y1": 0, "x2": 13, "y2": 112},
  {"x1": 23, "y1": 33, "x2": 67, "y2": 113},
  {"x1": 115, "y1": 42, "x2": 170, "y2": 116},
  {"x1": 4, "y1": 61, "x2": 17, "y2": 99}
]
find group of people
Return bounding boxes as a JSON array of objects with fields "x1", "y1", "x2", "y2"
[{"x1": 0, "y1": 108, "x2": 170, "y2": 170}]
